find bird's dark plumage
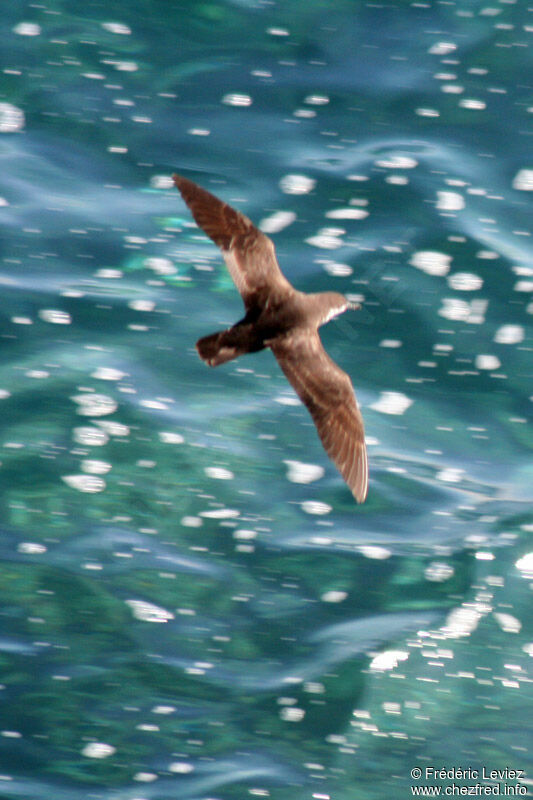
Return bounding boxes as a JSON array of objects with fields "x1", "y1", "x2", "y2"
[{"x1": 173, "y1": 174, "x2": 369, "y2": 503}]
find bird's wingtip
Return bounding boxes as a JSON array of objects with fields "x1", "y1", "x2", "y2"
[{"x1": 354, "y1": 488, "x2": 368, "y2": 504}]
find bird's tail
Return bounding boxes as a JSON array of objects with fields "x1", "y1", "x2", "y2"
[{"x1": 196, "y1": 325, "x2": 263, "y2": 367}]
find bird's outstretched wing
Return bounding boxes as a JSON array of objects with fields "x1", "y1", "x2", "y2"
[
  {"x1": 173, "y1": 175, "x2": 293, "y2": 309},
  {"x1": 271, "y1": 330, "x2": 368, "y2": 503}
]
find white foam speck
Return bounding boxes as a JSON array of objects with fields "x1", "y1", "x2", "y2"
[
  {"x1": 438, "y1": 298, "x2": 488, "y2": 323},
  {"x1": 428, "y1": 42, "x2": 457, "y2": 55},
  {"x1": 370, "y1": 391, "x2": 413, "y2": 416},
  {"x1": 441, "y1": 84, "x2": 464, "y2": 95},
  {"x1": 325, "y1": 207, "x2": 368, "y2": 220},
  {"x1": 284, "y1": 460, "x2": 324, "y2": 484},
  {"x1": 425, "y1": 561, "x2": 454, "y2": 582},
  {"x1": 493, "y1": 612, "x2": 521, "y2": 634},
  {"x1": 266, "y1": 26, "x2": 290, "y2": 36},
  {"x1": 128, "y1": 300, "x2": 155, "y2": 312},
  {"x1": 321, "y1": 590, "x2": 347, "y2": 603},
  {"x1": 101, "y1": 21, "x2": 132, "y2": 34},
  {"x1": 494, "y1": 324, "x2": 524, "y2": 344},
  {"x1": 386, "y1": 175, "x2": 409, "y2": 185},
  {"x1": 442, "y1": 606, "x2": 482, "y2": 638},
  {"x1": 72, "y1": 427, "x2": 109, "y2": 447},
  {"x1": 187, "y1": 128, "x2": 211, "y2": 136},
  {"x1": 149, "y1": 175, "x2": 174, "y2": 190},
  {"x1": 436, "y1": 191, "x2": 465, "y2": 211},
  {"x1": 181, "y1": 516, "x2": 202, "y2": 528},
  {"x1": 274, "y1": 394, "x2": 301, "y2": 406},
  {"x1": 410, "y1": 250, "x2": 451, "y2": 276},
  {"x1": 279, "y1": 174, "x2": 316, "y2": 195},
  {"x1": 61, "y1": 475, "x2": 106, "y2": 493},
  {"x1": 71, "y1": 393, "x2": 117, "y2": 417},
  {"x1": 200, "y1": 508, "x2": 240, "y2": 519},
  {"x1": 300, "y1": 501, "x2": 331, "y2": 516},
  {"x1": 144, "y1": 255, "x2": 176, "y2": 274},
  {"x1": 222, "y1": 93, "x2": 252, "y2": 107},
  {"x1": 38, "y1": 309, "x2": 71, "y2": 325},
  {"x1": 304, "y1": 94, "x2": 330, "y2": 106},
  {"x1": 259, "y1": 211, "x2": 296, "y2": 233},
  {"x1": 95, "y1": 420, "x2": 130, "y2": 437},
  {"x1": 133, "y1": 771, "x2": 158, "y2": 782},
  {"x1": 447, "y1": 272, "x2": 483, "y2": 291},
  {"x1": 17, "y1": 542, "x2": 47, "y2": 555},
  {"x1": 140, "y1": 399, "x2": 168, "y2": 410},
  {"x1": 204, "y1": 467, "x2": 234, "y2": 480},
  {"x1": 91, "y1": 367, "x2": 127, "y2": 381},
  {"x1": 305, "y1": 229, "x2": 344, "y2": 250},
  {"x1": 436, "y1": 467, "x2": 464, "y2": 483},
  {"x1": 475, "y1": 354, "x2": 500, "y2": 370},
  {"x1": 233, "y1": 529, "x2": 257, "y2": 540},
  {"x1": 415, "y1": 107, "x2": 440, "y2": 118},
  {"x1": 81, "y1": 460, "x2": 112, "y2": 475},
  {"x1": 512, "y1": 169, "x2": 533, "y2": 191},
  {"x1": 358, "y1": 546, "x2": 391, "y2": 560},
  {"x1": 375, "y1": 155, "x2": 418, "y2": 169},
  {"x1": 169, "y1": 761, "x2": 195, "y2": 773},
  {"x1": 458, "y1": 99, "x2": 486, "y2": 110},
  {"x1": 369, "y1": 650, "x2": 409, "y2": 671},
  {"x1": 125, "y1": 599, "x2": 174, "y2": 623},
  {"x1": 514, "y1": 280, "x2": 533, "y2": 293},
  {"x1": 280, "y1": 707, "x2": 305, "y2": 722},
  {"x1": 323, "y1": 260, "x2": 353, "y2": 277},
  {"x1": 13, "y1": 22, "x2": 41, "y2": 36},
  {"x1": 82, "y1": 742, "x2": 116, "y2": 759},
  {"x1": 515, "y1": 553, "x2": 533, "y2": 578},
  {"x1": 159, "y1": 431, "x2": 184, "y2": 444}
]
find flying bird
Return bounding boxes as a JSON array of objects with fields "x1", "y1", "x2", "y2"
[{"x1": 173, "y1": 174, "x2": 368, "y2": 503}]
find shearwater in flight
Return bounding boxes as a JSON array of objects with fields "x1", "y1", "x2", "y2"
[{"x1": 174, "y1": 174, "x2": 368, "y2": 503}]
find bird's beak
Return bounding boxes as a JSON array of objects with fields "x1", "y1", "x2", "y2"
[{"x1": 347, "y1": 302, "x2": 361, "y2": 311}]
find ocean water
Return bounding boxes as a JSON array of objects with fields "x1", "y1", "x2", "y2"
[{"x1": 0, "y1": 1, "x2": 532, "y2": 798}]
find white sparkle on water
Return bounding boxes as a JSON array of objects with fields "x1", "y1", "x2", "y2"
[
  {"x1": 222, "y1": 93, "x2": 252, "y2": 107},
  {"x1": 101, "y1": 21, "x2": 132, "y2": 34},
  {"x1": 494, "y1": 324, "x2": 524, "y2": 344},
  {"x1": 13, "y1": 22, "x2": 41, "y2": 36},
  {"x1": 82, "y1": 742, "x2": 116, "y2": 759},
  {"x1": 72, "y1": 427, "x2": 109, "y2": 447},
  {"x1": 204, "y1": 467, "x2": 235, "y2": 480},
  {"x1": 512, "y1": 169, "x2": 533, "y2": 191},
  {"x1": 38, "y1": 309, "x2": 71, "y2": 325},
  {"x1": 279, "y1": 174, "x2": 316, "y2": 195},
  {"x1": 61, "y1": 475, "x2": 106, "y2": 493},
  {"x1": 410, "y1": 250, "x2": 452, "y2": 276},
  {"x1": 259, "y1": 211, "x2": 296, "y2": 233},
  {"x1": 447, "y1": 272, "x2": 483, "y2": 291},
  {"x1": 71, "y1": 393, "x2": 117, "y2": 417},
  {"x1": 284, "y1": 460, "x2": 324, "y2": 484},
  {"x1": 370, "y1": 391, "x2": 413, "y2": 415},
  {"x1": 125, "y1": 600, "x2": 174, "y2": 623},
  {"x1": 475, "y1": 354, "x2": 501, "y2": 370}
]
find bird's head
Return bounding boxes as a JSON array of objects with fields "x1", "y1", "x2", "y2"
[{"x1": 317, "y1": 292, "x2": 361, "y2": 325}]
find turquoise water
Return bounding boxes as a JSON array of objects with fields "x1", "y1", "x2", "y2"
[{"x1": 0, "y1": 1, "x2": 532, "y2": 798}]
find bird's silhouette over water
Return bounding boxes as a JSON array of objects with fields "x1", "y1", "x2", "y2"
[{"x1": 174, "y1": 175, "x2": 368, "y2": 503}]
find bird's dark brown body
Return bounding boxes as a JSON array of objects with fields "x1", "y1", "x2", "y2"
[{"x1": 174, "y1": 174, "x2": 369, "y2": 503}]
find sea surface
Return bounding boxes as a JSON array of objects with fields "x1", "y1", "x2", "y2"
[{"x1": 0, "y1": 1, "x2": 532, "y2": 798}]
